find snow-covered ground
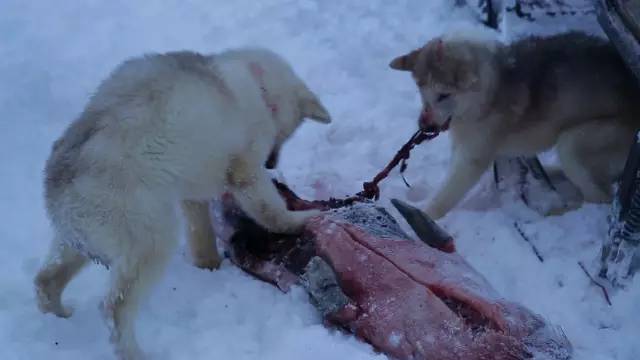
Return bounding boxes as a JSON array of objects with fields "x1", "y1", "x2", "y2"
[{"x1": 1, "y1": 1, "x2": 639, "y2": 359}]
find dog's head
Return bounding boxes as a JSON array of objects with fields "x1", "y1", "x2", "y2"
[
  {"x1": 389, "y1": 34, "x2": 500, "y2": 130},
  {"x1": 263, "y1": 79, "x2": 330, "y2": 169},
  {"x1": 233, "y1": 49, "x2": 331, "y2": 169}
]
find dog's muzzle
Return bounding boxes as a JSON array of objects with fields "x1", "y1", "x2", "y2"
[{"x1": 418, "y1": 108, "x2": 451, "y2": 133}]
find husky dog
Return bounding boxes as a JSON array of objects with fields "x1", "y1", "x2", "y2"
[
  {"x1": 390, "y1": 31, "x2": 640, "y2": 219},
  {"x1": 34, "y1": 48, "x2": 331, "y2": 359}
]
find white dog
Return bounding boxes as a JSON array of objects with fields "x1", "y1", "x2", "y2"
[{"x1": 34, "y1": 48, "x2": 331, "y2": 359}]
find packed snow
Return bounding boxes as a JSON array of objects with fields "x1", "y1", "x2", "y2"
[{"x1": 1, "y1": 1, "x2": 639, "y2": 359}]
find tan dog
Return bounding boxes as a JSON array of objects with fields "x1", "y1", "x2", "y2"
[{"x1": 390, "y1": 31, "x2": 640, "y2": 219}]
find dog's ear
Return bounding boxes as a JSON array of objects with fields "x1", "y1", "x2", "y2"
[
  {"x1": 298, "y1": 87, "x2": 331, "y2": 124},
  {"x1": 389, "y1": 49, "x2": 420, "y2": 71}
]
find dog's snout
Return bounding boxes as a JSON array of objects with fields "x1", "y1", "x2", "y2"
[{"x1": 418, "y1": 108, "x2": 435, "y2": 130}]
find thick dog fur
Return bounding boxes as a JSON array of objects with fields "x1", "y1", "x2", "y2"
[
  {"x1": 34, "y1": 48, "x2": 331, "y2": 359},
  {"x1": 390, "y1": 31, "x2": 640, "y2": 219}
]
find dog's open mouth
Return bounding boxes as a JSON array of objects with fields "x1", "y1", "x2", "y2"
[{"x1": 418, "y1": 109, "x2": 451, "y2": 132}]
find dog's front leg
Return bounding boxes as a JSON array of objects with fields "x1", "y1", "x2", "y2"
[
  {"x1": 426, "y1": 146, "x2": 495, "y2": 219},
  {"x1": 227, "y1": 156, "x2": 320, "y2": 234}
]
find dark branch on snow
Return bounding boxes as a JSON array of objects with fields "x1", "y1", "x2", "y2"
[
  {"x1": 578, "y1": 261, "x2": 613, "y2": 306},
  {"x1": 514, "y1": 221, "x2": 545, "y2": 263}
]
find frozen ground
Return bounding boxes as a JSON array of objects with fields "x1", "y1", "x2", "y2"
[{"x1": 1, "y1": 1, "x2": 638, "y2": 359}]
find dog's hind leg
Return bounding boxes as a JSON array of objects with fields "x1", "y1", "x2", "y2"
[
  {"x1": 182, "y1": 200, "x2": 221, "y2": 270},
  {"x1": 102, "y1": 250, "x2": 174, "y2": 360},
  {"x1": 101, "y1": 210, "x2": 178, "y2": 360},
  {"x1": 557, "y1": 121, "x2": 634, "y2": 204},
  {"x1": 34, "y1": 233, "x2": 88, "y2": 318}
]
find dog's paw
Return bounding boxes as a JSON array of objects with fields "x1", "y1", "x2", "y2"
[
  {"x1": 542, "y1": 203, "x2": 580, "y2": 217},
  {"x1": 36, "y1": 287, "x2": 73, "y2": 319},
  {"x1": 37, "y1": 298, "x2": 74, "y2": 318},
  {"x1": 114, "y1": 342, "x2": 147, "y2": 360},
  {"x1": 424, "y1": 204, "x2": 446, "y2": 220},
  {"x1": 277, "y1": 209, "x2": 322, "y2": 234},
  {"x1": 192, "y1": 254, "x2": 222, "y2": 271},
  {"x1": 101, "y1": 302, "x2": 147, "y2": 360},
  {"x1": 35, "y1": 278, "x2": 74, "y2": 318}
]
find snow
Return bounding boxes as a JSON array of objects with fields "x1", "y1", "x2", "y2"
[
  {"x1": 388, "y1": 332, "x2": 403, "y2": 348},
  {"x1": 1, "y1": 1, "x2": 639, "y2": 359}
]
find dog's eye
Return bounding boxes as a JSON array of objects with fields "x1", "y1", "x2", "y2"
[{"x1": 436, "y1": 93, "x2": 451, "y2": 102}]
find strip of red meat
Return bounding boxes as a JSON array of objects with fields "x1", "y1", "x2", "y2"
[{"x1": 216, "y1": 195, "x2": 572, "y2": 360}]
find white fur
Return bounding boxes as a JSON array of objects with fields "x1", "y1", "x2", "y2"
[{"x1": 34, "y1": 48, "x2": 331, "y2": 359}]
